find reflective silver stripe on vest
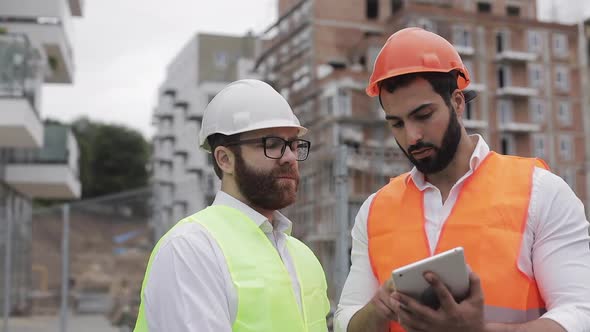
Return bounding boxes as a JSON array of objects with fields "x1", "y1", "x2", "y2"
[{"x1": 484, "y1": 305, "x2": 547, "y2": 323}]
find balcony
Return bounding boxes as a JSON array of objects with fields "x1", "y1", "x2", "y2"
[
  {"x1": 5, "y1": 123, "x2": 81, "y2": 199},
  {"x1": 255, "y1": 0, "x2": 312, "y2": 68},
  {"x1": 496, "y1": 86, "x2": 538, "y2": 98},
  {"x1": 0, "y1": 0, "x2": 77, "y2": 83},
  {"x1": 152, "y1": 162, "x2": 173, "y2": 184},
  {"x1": 498, "y1": 122, "x2": 541, "y2": 133},
  {"x1": 154, "y1": 92, "x2": 175, "y2": 119},
  {"x1": 465, "y1": 83, "x2": 486, "y2": 92},
  {"x1": 153, "y1": 138, "x2": 174, "y2": 162},
  {"x1": 495, "y1": 50, "x2": 538, "y2": 62},
  {"x1": 186, "y1": 150, "x2": 207, "y2": 173},
  {"x1": 454, "y1": 45, "x2": 475, "y2": 56},
  {"x1": 0, "y1": 33, "x2": 44, "y2": 148},
  {"x1": 463, "y1": 119, "x2": 488, "y2": 129},
  {"x1": 154, "y1": 118, "x2": 174, "y2": 140}
]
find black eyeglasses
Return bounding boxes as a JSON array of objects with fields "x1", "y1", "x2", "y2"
[{"x1": 225, "y1": 136, "x2": 311, "y2": 161}]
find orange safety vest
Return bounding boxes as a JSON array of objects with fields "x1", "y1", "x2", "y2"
[{"x1": 367, "y1": 152, "x2": 548, "y2": 331}]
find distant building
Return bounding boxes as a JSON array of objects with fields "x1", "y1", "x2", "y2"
[
  {"x1": 0, "y1": 0, "x2": 83, "y2": 314},
  {"x1": 150, "y1": 33, "x2": 257, "y2": 239}
]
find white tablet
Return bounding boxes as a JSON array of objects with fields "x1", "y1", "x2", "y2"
[{"x1": 391, "y1": 247, "x2": 469, "y2": 308}]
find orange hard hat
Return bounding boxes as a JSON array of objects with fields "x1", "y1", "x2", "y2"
[{"x1": 366, "y1": 27, "x2": 471, "y2": 97}]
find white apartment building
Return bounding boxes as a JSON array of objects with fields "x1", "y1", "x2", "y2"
[
  {"x1": 0, "y1": 0, "x2": 83, "y2": 315},
  {"x1": 150, "y1": 33, "x2": 257, "y2": 239}
]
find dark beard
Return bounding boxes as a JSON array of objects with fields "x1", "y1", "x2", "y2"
[
  {"x1": 397, "y1": 106, "x2": 462, "y2": 175},
  {"x1": 233, "y1": 152, "x2": 299, "y2": 211}
]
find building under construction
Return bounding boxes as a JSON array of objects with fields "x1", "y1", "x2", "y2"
[{"x1": 255, "y1": 0, "x2": 590, "y2": 300}]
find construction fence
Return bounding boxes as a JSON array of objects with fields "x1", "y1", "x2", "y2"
[{"x1": 2, "y1": 187, "x2": 153, "y2": 332}]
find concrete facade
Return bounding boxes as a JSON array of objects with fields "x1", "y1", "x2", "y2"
[{"x1": 150, "y1": 33, "x2": 257, "y2": 239}]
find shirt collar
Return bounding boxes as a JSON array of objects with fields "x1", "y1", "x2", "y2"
[
  {"x1": 407, "y1": 134, "x2": 490, "y2": 189},
  {"x1": 212, "y1": 190, "x2": 293, "y2": 235}
]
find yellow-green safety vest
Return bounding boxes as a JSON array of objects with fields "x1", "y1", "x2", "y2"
[{"x1": 134, "y1": 205, "x2": 330, "y2": 332}]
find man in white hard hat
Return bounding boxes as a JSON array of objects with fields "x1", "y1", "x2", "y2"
[{"x1": 133, "y1": 79, "x2": 330, "y2": 332}]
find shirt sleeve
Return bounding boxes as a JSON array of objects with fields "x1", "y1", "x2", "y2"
[
  {"x1": 334, "y1": 193, "x2": 380, "y2": 332},
  {"x1": 531, "y1": 168, "x2": 590, "y2": 332},
  {"x1": 144, "y1": 225, "x2": 233, "y2": 332}
]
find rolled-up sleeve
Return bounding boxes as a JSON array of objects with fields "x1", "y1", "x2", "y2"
[
  {"x1": 334, "y1": 193, "x2": 380, "y2": 332},
  {"x1": 531, "y1": 169, "x2": 590, "y2": 331}
]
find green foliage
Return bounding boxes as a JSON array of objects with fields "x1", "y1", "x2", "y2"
[{"x1": 72, "y1": 117, "x2": 149, "y2": 198}]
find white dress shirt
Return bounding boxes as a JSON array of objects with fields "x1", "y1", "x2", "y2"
[
  {"x1": 335, "y1": 135, "x2": 590, "y2": 332},
  {"x1": 143, "y1": 191, "x2": 302, "y2": 332}
]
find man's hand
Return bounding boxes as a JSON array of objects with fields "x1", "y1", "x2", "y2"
[
  {"x1": 390, "y1": 271, "x2": 485, "y2": 332},
  {"x1": 369, "y1": 278, "x2": 399, "y2": 322},
  {"x1": 347, "y1": 278, "x2": 399, "y2": 332}
]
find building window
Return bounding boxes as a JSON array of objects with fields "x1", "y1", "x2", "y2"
[
  {"x1": 463, "y1": 59, "x2": 475, "y2": 81},
  {"x1": 528, "y1": 64, "x2": 544, "y2": 88},
  {"x1": 267, "y1": 55, "x2": 277, "y2": 68},
  {"x1": 324, "y1": 96, "x2": 334, "y2": 116},
  {"x1": 561, "y1": 168, "x2": 576, "y2": 190},
  {"x1": 530, "y1": 99, "x2": 546, "y2": 123},
  {"x1": 497, "y1": 65, "x2": 510, "y2": 88},
  {"x1": 416, "y1": 18, "x2": 436, "y2": 32},
  {"x1": 465, "y1": 101, "x2": 474, "y2": 119},
  {"x1": 557, "y1": 101, "x2": 572, "y2": 126},
  {"x1": 292, "y1": 8, "x2": 302, "y2": 24},
  {"x1": 392, "y1": 0, "x2": 403, "y2": 14},
  {"x1": 367, "y1": 46, "x2": 381, "y2": 72},
  {"x1": 498, "y1": 99, "x2": 513, "y2": 123},
  {"x1": 555, "y1": 66, "x2": 570, "y2": 91},
  {"x1": 527, "y1": 30, "x2": 544, "y2": 53},
  {"x1": 506, "y1": 5, "x2": 520, "y2": 17},
  {"x1": 553, "y1": 33, "x2": 568, "y2": 57},
  {"x1": 453, "y1": 26, "x2": 472, "y2": 48},
  {"x1": 533, "y1": 134, "x2": 546, "y2": 159},
  {"x1": 496, "y1": 31, "x2": 509, "y2": 53},
  {"x1": 500, "y1": 134, "x2": 515, "y2": 155},
  {"x1": 280, "y1": 45, "x2": 289, "y2": 56},
  {"x1": 366, "y1": 0, "x2": 379, "y2": 19},
  {"x1": 559, "y1": 135, "x2": 573, "y2": 161},
  {"x1": 477, "y1": 2, "x2": 492, "y2": 13},
  {"x1": 279, "y1": 19, "x2": 290, "y2": 34},
  {"x1": 337, "y1": 89, "x2": 351, "y2": 116},
  {"x1": 214, "y1": 52, "x2": 228, "y2": 69}
]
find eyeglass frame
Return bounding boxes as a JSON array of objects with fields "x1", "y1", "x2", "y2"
[{"x1": 223, "y1": 136, "x2": 311, "y2": 161}]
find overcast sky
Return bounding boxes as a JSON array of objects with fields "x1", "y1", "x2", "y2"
[{"x1": 42, "y1": 0, "x2": 589, "y2": 139}]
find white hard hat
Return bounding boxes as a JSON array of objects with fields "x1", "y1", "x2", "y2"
[{"x1": 199, "y1": 79, "x2": 307, "y2": 152}]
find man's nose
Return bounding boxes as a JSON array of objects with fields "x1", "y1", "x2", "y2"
[{"x1": 405, "y1": 123, "x2": 424, "y2": 146}]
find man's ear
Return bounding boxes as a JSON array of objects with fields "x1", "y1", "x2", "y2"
[
  {"x1": 214, "y1": 146, "x2": 236, "y2": 176},
  {"x1": 451, "y1": 89, "x2": 465, "y2": 117}
]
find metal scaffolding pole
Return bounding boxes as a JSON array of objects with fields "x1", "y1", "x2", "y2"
[
  {"x1": 59, "y1": 204, "x2": 70, "y2": 332},
  {"x1": 2, "y1": 207, "x2": 12, "y2": 332},
  {"x1": 334, "y1": 145, "x2": 349, "y2": 299}
]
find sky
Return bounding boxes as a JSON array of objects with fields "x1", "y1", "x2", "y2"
[
  {"x1": 42, "y1": 0, "x2": 277, "y2": 139},
  {"x1": 42, "y1": 0, "x2": 589, "y2": 139}
]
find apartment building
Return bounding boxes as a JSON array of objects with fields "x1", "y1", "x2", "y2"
[
  {"x1": 255, "y1": 0, "x2": 589, "y2": 299},
  {"x1": 150, "y1": 33, "x2": 257, "y2": 239},
  {"x1": 0, "y1": 0, "x2": 83, "y2": 315},
  {"x1": 582, "y1": 17, "x2": 590, "y2": 221}
]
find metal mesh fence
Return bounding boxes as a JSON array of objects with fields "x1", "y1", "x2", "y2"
[{"x1": 25, "y1": 188, "x2": 152, "y2": 331}]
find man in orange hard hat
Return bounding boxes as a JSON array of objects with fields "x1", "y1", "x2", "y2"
[{"x1": 335, "y1": 28, "x2": 590, "y2": 332}]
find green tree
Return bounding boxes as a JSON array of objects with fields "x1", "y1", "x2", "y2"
[{"x1": 72, "y1": 117, "x2": 149, "y2": 198}]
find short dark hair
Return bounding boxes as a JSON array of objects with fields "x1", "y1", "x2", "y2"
[
  {"x1": 378, "y1": 71, "x2": 459, "y2": 108},
  {"x1": 207, "y1": 133, "x2": 240, "y2": 179}
]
